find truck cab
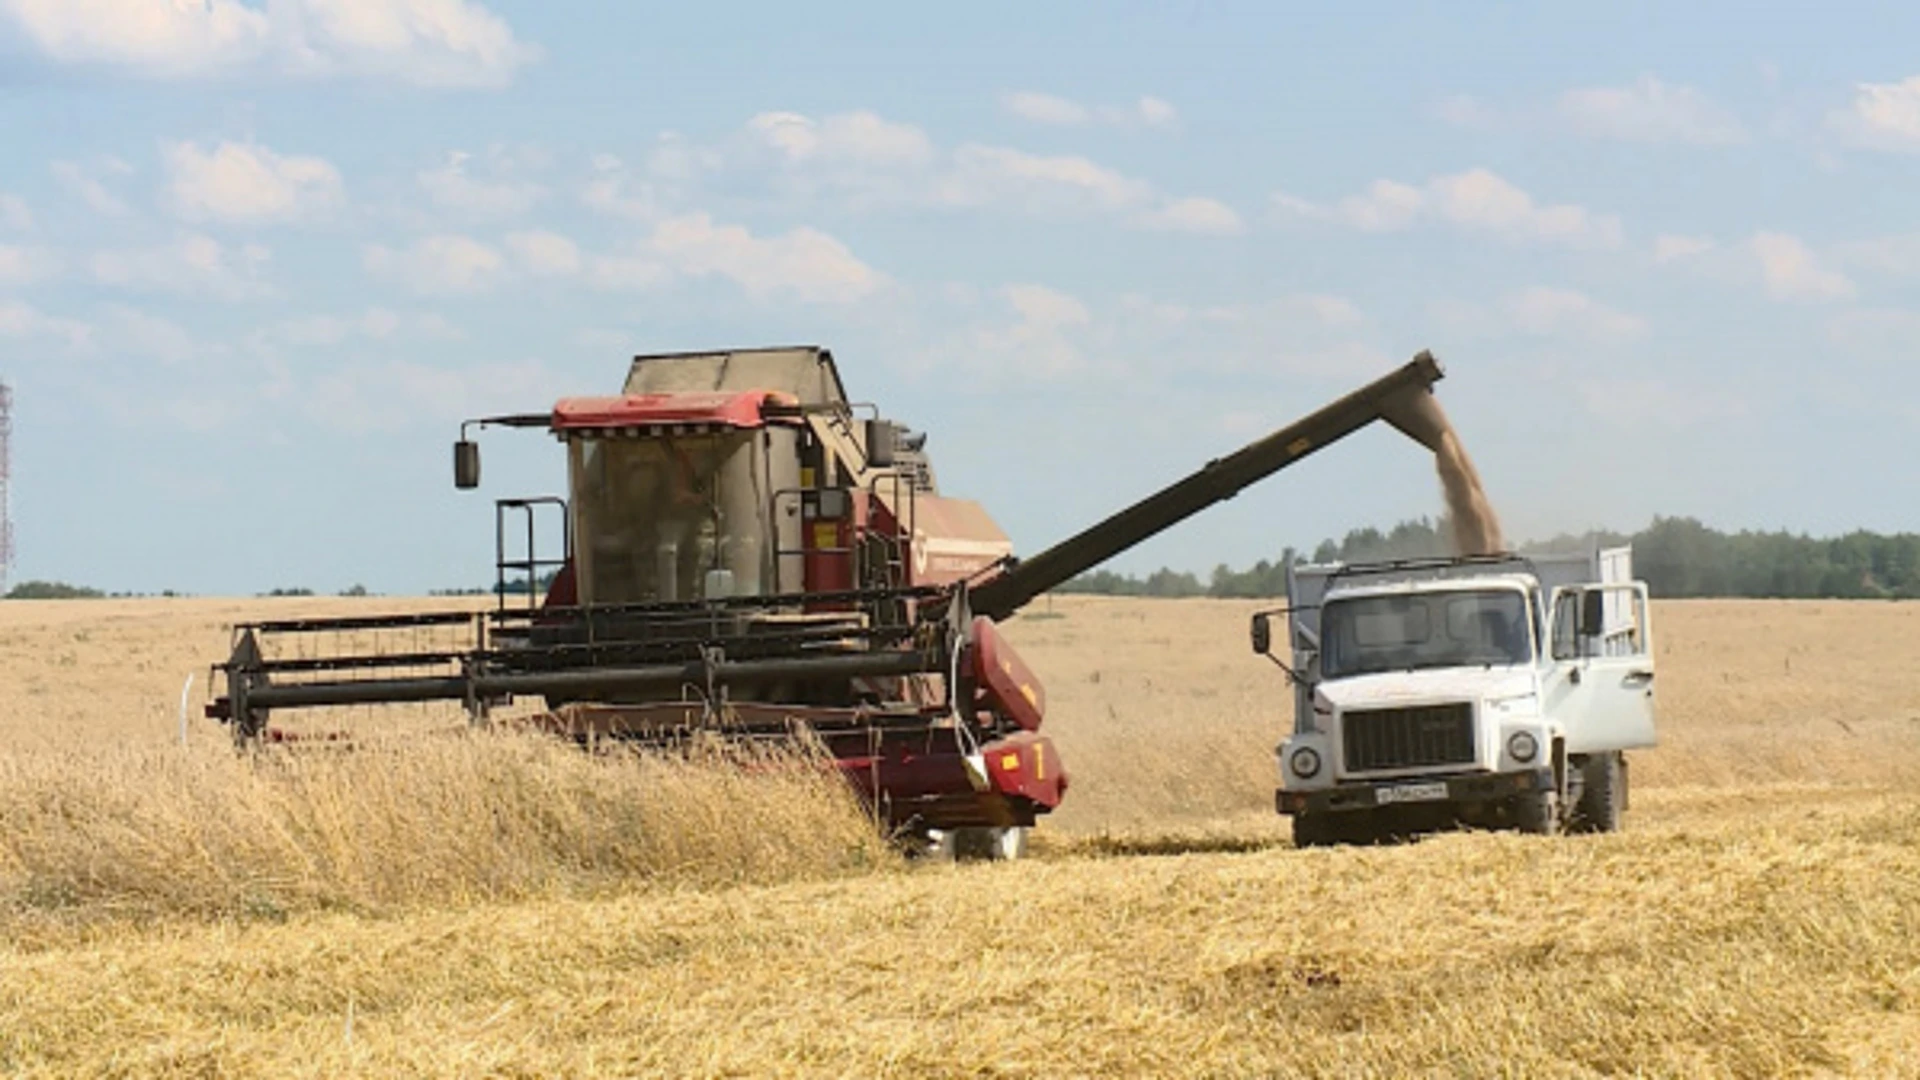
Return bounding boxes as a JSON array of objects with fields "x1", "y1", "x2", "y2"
[{"x1": 1254, "y1": 548, "x2": 1657, "y2": 845}]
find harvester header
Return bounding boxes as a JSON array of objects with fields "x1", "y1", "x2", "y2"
[{"x1": 209, "y1": 344, "x2": 1447, "y2": 855}]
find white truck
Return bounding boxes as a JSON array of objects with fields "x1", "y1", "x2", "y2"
[{"x1": 1252, "y1": 548, "x2": 1657, "y2": 845}]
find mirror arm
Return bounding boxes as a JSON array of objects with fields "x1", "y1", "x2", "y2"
[{"x1": 1262, "y1": 652, "x2": 1304, "y2": 685}]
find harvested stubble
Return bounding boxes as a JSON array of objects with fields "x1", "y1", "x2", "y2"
[{"x1": 1, "y1": 789, "x2": 1915, "y2": 1077}]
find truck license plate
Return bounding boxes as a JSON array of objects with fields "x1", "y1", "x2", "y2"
[{"x1": 1375, "y1": 781, "x2": 1448, "y2": 805}]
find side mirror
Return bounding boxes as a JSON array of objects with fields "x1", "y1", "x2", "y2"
[
  {"x1": 866, "y1": 419, "x2": 897, "y2": 468},
  {"x1": 1251, "y1": 613, "x2": 1272, "y2": 655},
  {"x1": 454, "y1": 440, "x2": 481, "y2": 490},
  {"x1": 1579, "y1": 589, "x2": 1606, "y2": 637}
]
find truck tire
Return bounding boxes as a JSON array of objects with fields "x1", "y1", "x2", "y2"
[
  {"x1": 1513, "y1": 789, "x2": 1561, "y2": 835},
  {"x1": 1293, "y1": 811, "x2": 1378, "y2": 847},
  {"x1": 1292, "y1": 812, "x2": 1341, "y2": 848},
  {"x1": 1571, "y1": 752, "x2": 1625, "y2": 834}
]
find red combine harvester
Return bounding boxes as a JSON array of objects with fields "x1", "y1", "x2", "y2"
[{"x1": 210, "y1": 346, "x2": 1445, "y2": 856}]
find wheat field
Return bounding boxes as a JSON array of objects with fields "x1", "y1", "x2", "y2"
[{"x1": 2, "y1": 595, "x2": 1918, "y2": 1077}]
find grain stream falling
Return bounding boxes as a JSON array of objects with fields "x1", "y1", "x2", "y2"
[{"x1": 1393, "y1": 391, "x2": 1506, "y2": 555}]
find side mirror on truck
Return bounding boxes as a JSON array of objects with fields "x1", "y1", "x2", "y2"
[
  {"x1": 454, "y1": 440, "x2": 481, "y2": 490},
  {"x1": 1251, "y1": 613, "x2": 1272, "y2": 655}
]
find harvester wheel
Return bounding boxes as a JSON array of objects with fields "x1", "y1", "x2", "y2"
[
  {"x1": 951, "y1": 826, "x2": 1029, "y2": 861},
  {"x1": 1570, "y1": 752, "x2": 1625, "y2": 834}
]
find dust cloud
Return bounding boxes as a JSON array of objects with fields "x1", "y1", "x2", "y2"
[{"x1": 1387, "y1": 392, "x2": 1506, "y2": 556}]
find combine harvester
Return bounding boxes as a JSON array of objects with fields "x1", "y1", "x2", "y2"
[{"x1": 210, "y1": 346, "x2": 1450, "y2": 856}]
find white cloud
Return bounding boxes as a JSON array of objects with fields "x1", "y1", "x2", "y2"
[
  {"x1": 1134, "y1": 96, "x2": 1178, "y2": 128},
  {"x1": 940, "y1": 144, "x2": 1153, "y2": 212},
  {"x1": 1555, "y1": 77, "x2": 1746, "y2": 145},
  {"x1": 748, "y1": 110, "x2": 935, "y2": 167},
  {"x1": 165, "y1": 141, "x2": 344, "y2": 224},
  {"x1": 1830, "y1": 75, "x2": 1920, "y2": 151},
  {"x1": 1577, "y1": 376, "x2": 1750, "y2": 429},
  {"x1": 1276, "y1": 168, "x2": 1623, "y2": 249},
  {"x1": 581, "y1": 153, "x2": 664, "y2": 223},
  {"x1": 100, "y1": 305, "x2": 198, "y2": 363},
  {"x1": 1435, "y1": 78, "x2": 1744, "y2": 145},
  {"x1": 0, "y1": 194, "x2": 30, "y2": 230},
  {"x1": 1335, "y1": 179, "x2": 1427, "y2": 232},
  {"x1": 583, "y1": 252, "x2": 671, "y2": 293},
  {"x1": 0, "y1": 244, "x2": 58, "y2": 285},
  {"x1": 1501, "y1": 286, "x2": 1647, "y2": 339},
  {"x1": 571, "y1": 327, "x2": 630, "y2": 350},
  {"x1": 1, "y1": 0, "x2": 269, "y2": 76},
  {"x1": 1431, "y1": 94, "x2": 1498, "y2": 130},
  {"x1": 353, "y1": 213, "x2": 876, "y2": 304},
  {"x1": 1300, "y1": 294, "x2": 1364, "y2": 327},
  {"x1": 0, "y1": 301, "x2": 92, "y2": 348},
  {"x1": 296, "y1": 357, "x2": 561, "y2": 433},
  {"x1": 1654, "y1": 233, "x2": 1716, "y2": 262},
  {"x1": 1001, "y1": 91, "x2": 1089, "y2": 126},
  {"x1": 912, "y1": 286, "x2": 1387, "y2": 386},
  {"x1": 1749, "y1": 232, "x2": 1854, "y2": 300},
  {"x1": 1003, "y1": 282, "x2": 1090, "y2": 328},
  {"x1": 1135, "y1": 196, "x2": 1244, "y2": 235},
  {"x1": 0, "y1": 0, "x2": 539, "y2": 87},
  {"x1": 969, "y1": 284, "x2": 1092, "y2": 377},
  {"x1": 1000, "y1": 91, "x2": 1178, "y2": 129},
  {"x1": 1428, "y1": 169, "x2": 1624, "y2": 248},
  {"x1": 648, "y1": 213, "x2": 880, "y2": 304},
  {"x1": 260, "y1": 307, "x2": 460, "y2": 348},
  {"x1": 638, "y1": 109, "x2": 1231, "y2": 235},
  {"x1": 51, "y1": 158, "x2": 133, "y2": 216},
  {"x1": 418, "y1": 149, "x2": 543, "y2": 217},
  {"x1": 1432, "y1": 287, "x2": 1645, "y2": 340},
  {"x1": 91, "y1": 233, "x2": 271, "y2": 299},
  {"x1": 505, "y1": 229, "x2": 580, "y2": 276},
  {"x1": 363, "y1": 234, "x2": 505, "y2": 294}
]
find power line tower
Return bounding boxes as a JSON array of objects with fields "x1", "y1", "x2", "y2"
[{"x1": 0, "y1": 379, "x2": 12, "y2": 595}]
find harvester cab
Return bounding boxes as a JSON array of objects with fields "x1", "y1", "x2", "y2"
[{"x1": 209, "y1": 345, "x2": 1453, "y2": 857}]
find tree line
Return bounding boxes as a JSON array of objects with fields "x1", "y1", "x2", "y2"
[
  {"x1": 11, "y1": 515, "x2": 1920, "y2": 601},
  {"x1": 1058, "y1": 516, "x2": 1920, "y2": 600}
]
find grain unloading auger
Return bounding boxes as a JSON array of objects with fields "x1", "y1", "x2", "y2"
[{"x1": 208, "y1": 346, "x2": 1446, "y2": 854}]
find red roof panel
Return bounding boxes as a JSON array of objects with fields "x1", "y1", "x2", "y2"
[{"x1": 551, "y1": 390, "x2": 800, "y2": 431}]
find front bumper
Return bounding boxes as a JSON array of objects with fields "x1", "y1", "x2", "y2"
[{"x1": 1276, "y1": 767, "x2": 1552, "y2": 816}]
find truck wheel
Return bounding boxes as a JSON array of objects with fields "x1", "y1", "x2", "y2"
[
  {"x1": 1513, "y1": 789, "x2": 1561, "y2": 835},
  {"x1": 1571, "y1": 752, "x2": 1625, "y2": 834},
  {"x1": 1292, "y1": 813, "x2": 1340, "y2": 848},
  {"x1": 1294, "y1": 811, "x2": 1378, "y2": 847}
]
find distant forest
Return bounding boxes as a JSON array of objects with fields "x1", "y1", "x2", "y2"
[{"x1": 1059, "y1": 516, "x2": 1920, "y2": 600}]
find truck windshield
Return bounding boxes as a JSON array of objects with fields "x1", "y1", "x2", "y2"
[
  {"x1": 1320, "y1": 588, "x2": 1531, "y2": 678},
  {"x1": 570, "y1": 432, "x2": 765, "y2": 605}
]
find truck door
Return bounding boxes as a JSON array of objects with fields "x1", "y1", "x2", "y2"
[{"x1": 1543, "y1": 582, "x2": 1657, "y2": 753}]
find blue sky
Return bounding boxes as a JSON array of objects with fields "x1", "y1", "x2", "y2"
[{"x1": 3, "y1": 1, "x2": 1919, "y2": 595}]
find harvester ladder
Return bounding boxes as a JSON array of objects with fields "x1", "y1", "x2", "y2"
[{"x1": 495, "y1": 497, "x2": 571, "y2": 612}]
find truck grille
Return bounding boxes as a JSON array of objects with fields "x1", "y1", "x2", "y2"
[{"x1": 1341, "y1": 703, "x2": 1475, "y2": 772}]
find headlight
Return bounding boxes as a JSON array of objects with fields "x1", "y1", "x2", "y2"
[
  {"x1": 1289, "y1": 747, "x2": 1323, "y2": 779},
  {"x1": 1506, "y1": 731, "x2": 1539, "y2": 763}
]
